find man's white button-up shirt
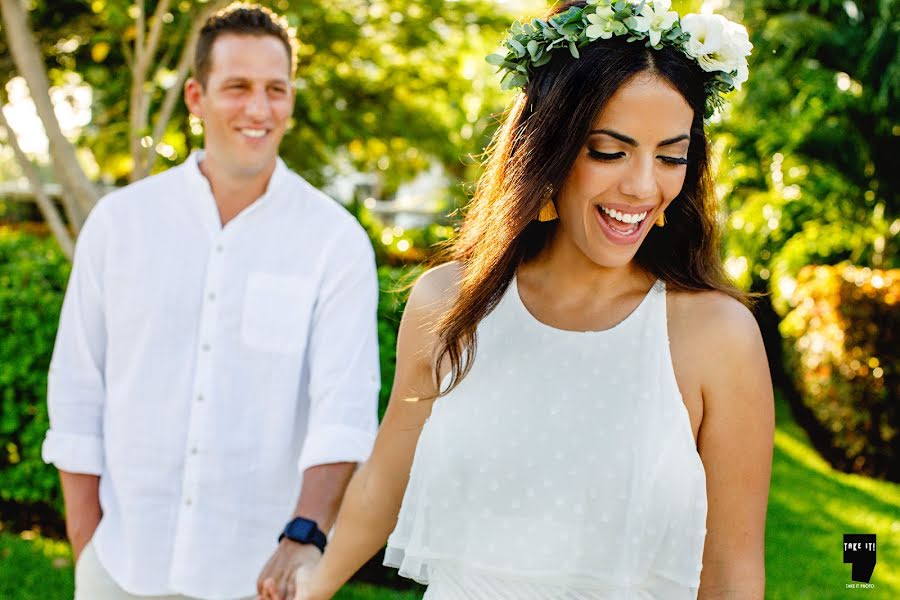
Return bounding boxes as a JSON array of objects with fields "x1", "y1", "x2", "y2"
[{"x1": 42, "y1": 152, "x2": 380, "y2": 599}]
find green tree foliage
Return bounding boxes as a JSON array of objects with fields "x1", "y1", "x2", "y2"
[
  {"x1": 715, "y1": 0, "x2": 898, "y2": 313},
  {"x1": 279, "y1": 0, "x2": 511, "y2": 196},
  {"x1": 1, "y1": 0, "x2": 514, "y2": 203}
]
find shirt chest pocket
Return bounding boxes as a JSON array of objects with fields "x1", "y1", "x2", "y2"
[{"x1": 241, "y1": 272, "x2": 315, "y2": 355}]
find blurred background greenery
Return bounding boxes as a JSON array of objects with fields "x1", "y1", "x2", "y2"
[{"x1": 0, "y1": 0, "x2": 896, "y2": 598}]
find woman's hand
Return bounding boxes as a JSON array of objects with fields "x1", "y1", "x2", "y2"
[
  {"x1": 257, "y1": 541, "x2": 322, "y2": 600},
  {"x1": 291, "y1": 561, "x2": 330, "y2": 600}
]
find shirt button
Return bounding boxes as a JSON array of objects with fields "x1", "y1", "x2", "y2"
[
  {"x1": 185, "y1": 498, "x2": 192, "y2": 507},
  {"x1": 215, "y1": 244, "x2": 223, "y2": 253},
  {"x1": 190, "y1": 446, "x2": 199, "y2": 455},
  {"x1": 197, "y1": 394, "x2": 204, "y2": 402},
  {"x1": 208, "y1": 292, "x2": 216, "y2": 301},
  {"x1": 202, "y1": 343, "x2": 211, "y2": 352}
]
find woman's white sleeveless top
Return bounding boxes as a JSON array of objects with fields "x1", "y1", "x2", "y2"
[{"x1": 385, "y1": 276, "x2": 708, "y2": 599}]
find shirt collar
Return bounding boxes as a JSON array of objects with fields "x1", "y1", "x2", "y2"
[{"x1": 183, "y1": 150, "x2": 288, "y2": 232}]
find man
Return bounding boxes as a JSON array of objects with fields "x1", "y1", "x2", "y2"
[{"x1": 41, "y1": 4, "x2": 380, "y2": 600}]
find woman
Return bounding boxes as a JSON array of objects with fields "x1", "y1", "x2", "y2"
[{"x1": 293, "y1": 1, "x2": 773, "y2": 598}]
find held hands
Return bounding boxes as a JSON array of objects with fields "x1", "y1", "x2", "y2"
[
  {"x1": 291, "y1": 558, "x2": 328, "y2": 600},
  {"x1": 257, "y1": 539, "x2": 323, "y2": 600}
]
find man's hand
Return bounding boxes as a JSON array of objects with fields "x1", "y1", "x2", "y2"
[
  {"x1": 257, "y1": 539, "x2": 322, "y2": 600},
  {"x1": 59, "y1": 471, "x2": 101, "y2": 564},
  {"x1": 70, "y1": 526, "x2": 97, "y2": 564}
]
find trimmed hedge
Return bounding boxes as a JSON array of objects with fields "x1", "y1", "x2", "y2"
[
  {"x1": 780, "y1": 263, "x2": 899, "y2": 481},
  {"x1": 0, "y1": 228, "x2": 418, "y2": 518},
  {"x1": 0, "y1": 228, "x2": 70, "y2": 514}
]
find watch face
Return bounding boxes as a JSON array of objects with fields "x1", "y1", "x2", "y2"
[{"x1": 287, "y1": 518, "x2": 315, "y2": 541}]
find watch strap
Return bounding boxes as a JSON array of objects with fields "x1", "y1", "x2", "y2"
[{"x1": 278, "y1": 516, "x2": 327, "y2": 553}]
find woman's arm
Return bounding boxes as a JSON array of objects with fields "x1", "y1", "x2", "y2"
[
  {"x1": 298, "y1": 262, "x2": 462, "y2": 600},
  {"x1": 696, "y1": 295, "x2": 775, "y2": 599}
]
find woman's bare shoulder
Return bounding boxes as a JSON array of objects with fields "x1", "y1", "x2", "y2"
[
  {"x1": 667, "y1": 287, "x2": 766, "y2": 391},
  {"x1": 669, "y1": 287, "x2": 759, "y2": 343},
  {"x1": 669, "y1": 288, "x2": 769, "y2": 406},
  {"x1": 386, "y1": 262, "x2": 464, "y2": 408},
  {"x1": 405, "y1": 261, "x2": 464, "y2": 320}
]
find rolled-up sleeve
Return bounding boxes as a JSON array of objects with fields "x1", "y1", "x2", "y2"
[
  {"x1": 41, "y1": 204, "x2": 109, "y2": 475},
  {"x1": 297, "y1": 220, "x2": 380, "y2": 473}
]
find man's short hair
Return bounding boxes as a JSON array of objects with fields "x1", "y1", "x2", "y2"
[{"x1": 193, "y1": 2, "x2": 297, "y2": 86}]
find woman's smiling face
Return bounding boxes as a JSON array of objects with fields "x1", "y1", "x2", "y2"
[{"x1": 553, "y1": 72, "x2": 694, "y2": 267}]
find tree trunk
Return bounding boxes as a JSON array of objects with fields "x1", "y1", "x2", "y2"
[
  {"x1": 142, "y1": 0, "x2": 230, "y2": 179},
  {"x1": 0, "y1": 98, "x2": 75, "y2": 259},
  {"x1": 128, "y1": 0, "x2": 171, "y2": 182},
  {"x1": 0, "y1": 0, "x2": 98, "y2": 231},
  {"x1": 131, "y1": 0, "x2": 229, "y2": 182}
]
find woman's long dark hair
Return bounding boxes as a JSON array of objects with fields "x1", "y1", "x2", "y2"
[{"x1": 431, "y1": 1, "x2": 757, "y2": 395}]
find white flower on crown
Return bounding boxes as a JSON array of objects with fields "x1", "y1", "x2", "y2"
[
  {"x1": 631, "y1": 0, "x2": 679, "y2": 47},
  {"x1": 585, "y1": 3, "x2": 627, "y2": 40},
  {"x1": 681, "y1": 13, "x2": 753, "y2": 90},
  {"x1": 486, "y1": 0, "x2": 753, "y2": 114}
]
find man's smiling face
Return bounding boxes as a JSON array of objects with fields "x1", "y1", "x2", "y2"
[{"x1": 185, "y1": 33, "x2": 294, "y2": 180}]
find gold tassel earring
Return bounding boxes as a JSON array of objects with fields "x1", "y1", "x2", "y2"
[
  {"x1": 655, "y1": 211, "x2": 666, "y2": 227},
  {"x1": 538, "y1": 200, "x2": 558, "y2": 222},
  {"x1": 537, "y1": 185, "x2": 558, "y2": 222}
]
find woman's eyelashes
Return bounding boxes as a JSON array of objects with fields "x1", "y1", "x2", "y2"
[
  {"x1": 587, "y1": 149, "x2": 688, "y2": 165},
  {"x1": 587, "y1": 149, "x2": 625, "y2": 161}
]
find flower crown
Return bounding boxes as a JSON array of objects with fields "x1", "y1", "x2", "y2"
[{"x1": 486, "y1": 0, "x2": 752, "y2": 117}]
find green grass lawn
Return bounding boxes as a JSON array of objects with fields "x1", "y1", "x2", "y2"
[
  {"x1": 0, "y1": 530, "x2": 420, "y2": 599},
  {"x1": 2, "y1": 392, "x2": 897, "y2": 599},
  {"x1": 766, "y1": 392, "x2": 899, "y2": 599}
]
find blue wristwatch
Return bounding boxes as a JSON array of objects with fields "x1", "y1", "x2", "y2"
[{"x1": 278, "y1": 516, "x2": 327, "y2": 553}]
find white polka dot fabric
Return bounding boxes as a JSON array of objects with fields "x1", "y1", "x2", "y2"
[{"x1": 385, "y1": 277, "x2": 707, "y2": 599}]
